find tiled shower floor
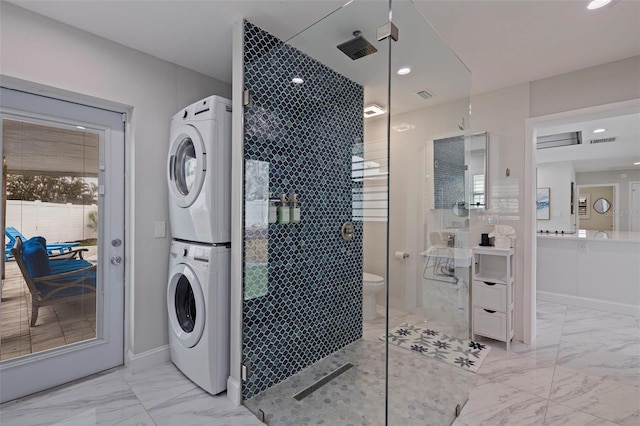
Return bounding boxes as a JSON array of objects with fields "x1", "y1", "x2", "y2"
[{"x1": 244, "y1": 307, "x2": 470, "y2": 426}]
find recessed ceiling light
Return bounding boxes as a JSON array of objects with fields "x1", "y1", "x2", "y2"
[
  {"x1": 363, "y1": 104, "x2": 386, "y2": 118},
  {"x1": 592, "y1": 128, "x2": 606, "y2": 133},
  {"x1": 75, "y1": 126, "x2": 86, "y2": 130},
  {"x1": 587, "y1": 0, "x2": 612, "y2": 10},
  {"x1": 397, "y1": 67, "x2": 411, "y2": 76},
  {"x1": 291, "y1": 77, "x2": 304, "y2": 84}
]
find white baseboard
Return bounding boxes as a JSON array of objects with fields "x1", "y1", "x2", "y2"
[
  {"x1": 227, "y1": 376, "x2": 241, "y2": 407},
  {"x1": 125, "y1": 345, "x2": 171, "y2": 375},
  {"x1": 537, "y1": 291, "x2": 640, "y2": 317}
]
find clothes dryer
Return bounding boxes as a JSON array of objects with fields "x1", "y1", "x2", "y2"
[
  {"x1": 167, "y1": 95, "x2": 231, "y2": 244},
  {"x1": 167, "y1": 239, "x2": 229, "y2": 394}
]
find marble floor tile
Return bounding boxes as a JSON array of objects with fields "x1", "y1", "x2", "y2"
[
  {"x1": 120, "y1": 362, "x2": 199, "y2": 410},
  {"x1": 508, "y1": 335, "x2": 560, "y2": 362},
  {"x1": 113, "y1": 410, "x2": 157, "y2": 426},
  {"x1": 549, "y1": 365, "x2": 640, "y2": 425},
  {"x1": 147, "y1": 387, "x2": 261, "y2": 426},
  {"x1": 477, "y1": 352, "x2": 556, "y2": 398},
  {"x1": 560, "y1": 320, "x2": 640, "y2": 344},
  {"x1": 543, "y1": 402, "x2": 618, "y2": 426},
  {"x1": 562, "y1": 306, "x2": 639, "y2": 336},
  {"x1": 556, "y1": 338, "x2": 640, "y2": 388},
  {"x1": 536, "y1": 300, "x2": 568, "y2": 315},
  {"x1": 0, "y1": 369, "x2": 147, "y2": 426},
  {"x1": 453, "y1": 381, "x2": 548, "y2": 426}
]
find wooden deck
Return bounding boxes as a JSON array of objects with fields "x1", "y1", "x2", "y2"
[{"x1": 1, "y1": 258, "x2": 97, "y2": 361}]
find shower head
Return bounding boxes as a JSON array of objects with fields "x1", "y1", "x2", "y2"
[{"x1": 337, "y1": 31, "x2": 378, "y2": 60}]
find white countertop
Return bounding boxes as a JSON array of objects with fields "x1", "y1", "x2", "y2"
[{"x1": 537, "y1": 229, "x2": 640, "y2": 243}]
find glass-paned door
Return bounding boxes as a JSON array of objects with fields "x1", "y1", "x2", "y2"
[{"x1": 0, "y1": 87, "x2": 125, "y2": 402}]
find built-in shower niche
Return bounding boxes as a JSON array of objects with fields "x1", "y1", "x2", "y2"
[{"x1": 244, "y1": 159, "x2": 269, "y2": 300}]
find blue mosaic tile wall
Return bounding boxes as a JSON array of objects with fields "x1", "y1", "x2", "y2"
[
  {"x1": 434, "y1": 136, "x2": 465, "y2": 209},
  {"x1": 242, "y1": 22, "x2": 364, "y2": 400}
]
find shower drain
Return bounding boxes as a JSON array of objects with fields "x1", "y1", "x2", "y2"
[{"x1": 292, "y1": 363, "x2": 355, "y2": 401}]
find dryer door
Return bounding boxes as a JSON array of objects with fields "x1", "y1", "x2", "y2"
[
  {"x1": 168, "y1": 124, "x2": 206, "y2": 208},
  {"x1": 167, "y1": 263, "x2": 205, "y2": 348}
]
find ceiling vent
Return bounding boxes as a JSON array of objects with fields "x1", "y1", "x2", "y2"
[
  {"x1": 536, "y1": 131, "x2": 582, "y2": 149},
  {"x1": 416, "y1": 90, "x2": 434, "y2": 100},
  {"x1": 589, "y1": 137, "x2": 616, "y2": 144}
]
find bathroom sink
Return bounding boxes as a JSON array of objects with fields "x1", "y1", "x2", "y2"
[{"x1": 420, "y1": 247, "x2": 473, "y2": 268}]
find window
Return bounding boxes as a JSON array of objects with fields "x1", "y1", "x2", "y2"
[
  {"x1": 352, "y1": 139, "x2": 388, "y2": 222},
  {"x1": 472, "y1": 174, "x2": 485, "y2": 206}
]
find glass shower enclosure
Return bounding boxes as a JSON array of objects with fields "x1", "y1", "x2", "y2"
[{"x1": 238, "y1": 1, "x2": 473, "y2": 424}]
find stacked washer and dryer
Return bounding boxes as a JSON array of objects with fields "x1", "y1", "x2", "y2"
[{"x1": 166, "y1": 96, "x2": 232, "y2": 395}]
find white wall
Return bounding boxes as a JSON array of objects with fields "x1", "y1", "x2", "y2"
[
  {"x1": 0, "y1": 3, "x2": 231, "y2": 355},
  {"x1": 530, "y1": 56, "x2": 640, "y2": 118},
  {"x1": 5, "y1": 201, "x2": 96, "y2": 243},
  {"x1": 536, "y1": 162, "x2": 575, "y2": 232}
]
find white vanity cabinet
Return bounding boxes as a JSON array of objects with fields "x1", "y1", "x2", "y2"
[{"x1": 471, "y1": 246, "x2": 514, "y2": 350}]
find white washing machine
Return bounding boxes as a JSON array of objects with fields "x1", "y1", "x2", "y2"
[
  {"x1": 167, "y1": 239, "x2": 229, "y2": 395},
  {"x1": 167, "y1": 95, "x2": 232, "y2": 244}
]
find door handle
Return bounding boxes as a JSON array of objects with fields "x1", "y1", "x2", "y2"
[
  {"x1": 169, "y1": 155, "x2": 175, "y2": 181},
  {"x1": 110, "y1": 255, "x2": 123, "y2": 265}
]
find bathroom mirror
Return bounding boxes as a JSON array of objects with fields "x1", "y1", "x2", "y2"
[
  {"x1": 432, "y1": 132, "x2": 488, "y2": 214},
  {"x1": 465, "y1": 132, "x2": 489, "y2": 209},
  {"x1": 593, "y1": 197, "x2": 611, "y2": 214}
]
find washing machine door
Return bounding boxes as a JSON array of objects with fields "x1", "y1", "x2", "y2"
[
  {"x1": 168, "y1": 124, "x2": 206, "y2": 208},
  {"x1": 167, "y1": 263, "x2": 205, "y2": 348}
]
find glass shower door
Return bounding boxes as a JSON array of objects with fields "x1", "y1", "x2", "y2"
[
  {"x1": 385, "y1": 1, "x2": 473, "y2": 424},
  {"x1": 238, "y1": 0, "x2": 473, "y2": 424}
]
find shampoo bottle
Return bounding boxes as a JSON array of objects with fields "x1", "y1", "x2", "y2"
[
  {"x1": 278, "y1": 194, "x2": 290, "y2": 224},
  {"x1": 290, "y1": 193, "x2": 301, "y2": 224},
  {"x1": 268, "y1": 192, "x2": 277, "y2": 224}
]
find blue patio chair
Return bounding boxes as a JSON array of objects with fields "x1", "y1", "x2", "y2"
[
  {"x1": 5, "y1": 226, "x2": 80, "y2": 261},
  {"x1": 11, "y1": 236, "x2": 96, "y2": 326}
]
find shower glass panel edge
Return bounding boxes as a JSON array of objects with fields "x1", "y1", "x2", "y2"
[{"x1": 387, "y1": 1, "x2": 473, "y2": 425}]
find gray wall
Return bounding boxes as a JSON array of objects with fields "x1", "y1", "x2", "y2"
[{"x1": 1, "y1": 3, "x2": 231, "y2": 355}]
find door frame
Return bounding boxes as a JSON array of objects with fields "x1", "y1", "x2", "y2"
[
  {"x1": 576, "y1": 183, "x2": 619, "y2": 231},
  {"x1": 629, "y1": 181, "x2": 640, "y2": 232},
  {"x1": 524, "y1": 97, "x2": 640, "y2": 345},
  {"x1": 0, "y1": 77, "x2": 132, "y2": 400}
]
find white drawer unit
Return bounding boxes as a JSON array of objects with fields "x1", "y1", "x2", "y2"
[
  {"x1": 472, "y1": 281, "x2": 508, "y2": 311},
  {"x1": 473, "y1": 308, "x2": 513, "y2": 341},
  {"x1": 471, "y1": 246, "x2": 515, "y2": 350}
]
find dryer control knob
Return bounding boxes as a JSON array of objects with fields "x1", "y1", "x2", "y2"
[{"x1": 182, "y1": 248, "x2": 188, "y2": 257}]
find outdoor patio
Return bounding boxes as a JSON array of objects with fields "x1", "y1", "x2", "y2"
[{"x1": 0, "y1": 250, "x2": 97, "y2": 362}]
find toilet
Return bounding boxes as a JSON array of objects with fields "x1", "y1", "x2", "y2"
[{"x1": 362, "y1": 272, "x2": 385, "y2": 321}]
